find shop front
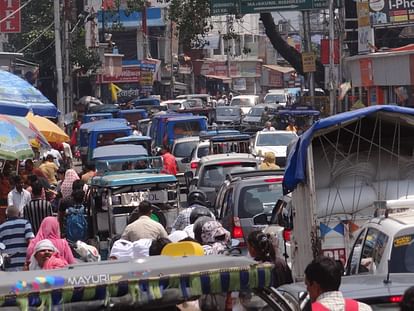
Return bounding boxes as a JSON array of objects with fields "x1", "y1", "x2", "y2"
[{"x1": 345, "y1": 46, "x2": 414, "y2": 107}]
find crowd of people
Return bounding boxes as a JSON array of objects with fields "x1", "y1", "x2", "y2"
[{"x1": 0, "y1": 153, "x2": 96, "y2": 271}]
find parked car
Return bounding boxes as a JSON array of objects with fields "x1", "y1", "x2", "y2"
[
  {"x1": 346, "y1": 200, "x2": 414, "y2": 276},
  {"x1": 188, "y1": 140, "x2": 210, "y2": 174},
  {"x1": 161, "y1": 99, "x2": 187, "y2": 111},
  {"x1": 279, "y1": 273, "x2": 414, "y2": 311},
  {"x1": 172, "y1": 136, "x2": 200, "y2": 174},
  {"x1": 264, "y1": 89, "x2": 289, "y2": 107},
  {"x1": 186, "y1": 153, "x2": 259, "y2": 204},
  {"x1": 215, "y1": 170, "x2": 284, "y2": 248},
  {"x1": 215, "y1": 106, "x2": 243, "y2": 128},
  {"x1": 252, "y1": 130, "x2": 298, "y2": 167},
  {"x1": 230, "y1": 95, "x2": 260, "y2": 114},
  {"x1": 241, "y1": 103, "x2": 280, "y2": 133}
]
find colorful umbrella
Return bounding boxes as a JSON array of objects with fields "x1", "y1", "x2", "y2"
[
  {"x1": 26, "y1": 113, "x2": 69, "y2": 143},
  {"x1": 0, "y1": 115, "x2": 50, "y2": 150},
  {"x1": 0, "y1": 119, "x2": 34, "y2": 160},
  {"x1": 0, "y1": 70, "x2": 58, "y2": 117}
]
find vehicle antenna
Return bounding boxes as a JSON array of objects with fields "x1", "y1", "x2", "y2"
[{"x1": 383, "y1": 259, "x2": 391, "y2": 284}]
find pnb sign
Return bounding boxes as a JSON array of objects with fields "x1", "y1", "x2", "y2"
[
  {"x1": 0, "y1": 0, "x2": 21, "y2": 33},
  {"x1": 370, "y1": 0, "x2": 414, "y2": 27}
]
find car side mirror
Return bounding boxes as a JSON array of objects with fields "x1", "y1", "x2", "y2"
[{"x1": 253, "y1": 213, "x2": 268, "y2": 225}]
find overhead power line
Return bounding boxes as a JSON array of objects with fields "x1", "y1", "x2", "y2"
[
  {"x1": 17, "y1": 22, "x2": 54, "y2": 53},
  {"x1": 0, "y1": 0, "x2": 35, "y2": 24}
]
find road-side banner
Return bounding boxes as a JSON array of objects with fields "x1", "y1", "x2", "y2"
[{"x1": 370, "y1": 0, "x2": 414, "y2": 27}]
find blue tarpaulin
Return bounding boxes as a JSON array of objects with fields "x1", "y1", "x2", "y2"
[{"x1": 283, "y1": 105, "x2": 414, "y2": 194}]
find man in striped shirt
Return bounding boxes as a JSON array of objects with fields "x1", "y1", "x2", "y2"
[
  {"x1": 0, "y1": 205, "x2": 34, "y2": 271},
  {"x1": 23, "y1": 182, "x2": 53, "y2": 234}
]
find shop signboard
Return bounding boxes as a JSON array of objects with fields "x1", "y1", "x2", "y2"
[
  {"x1": 233, "y1": 78, "x2": 246, "y2": 91},
  {"x1": 0, "y1": 0, "x2": 21, "y2": 33},
  {"x1": 210, "y1": 0, "x2": 328, "y2": 16},
  {"x1": 302, "y1": 52, "x2": 316, "y2": 73},
  {"x1": 370, "y1": 0, "x2": 414, "y2": 27},
  {"x1": 98, "y1": 66, "x2": 140, "y2": 84}
]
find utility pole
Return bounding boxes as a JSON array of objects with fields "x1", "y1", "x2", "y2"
[
  {"x1": 226, "y1": 15, "x2": 231, "y2": 87},
  {"x1": 329, "y1": 0, "x2": 336, "y2": 115},
  {"x1": 170, "y1": 19, "x2": 174, "y2": 99},
  {"x1": 63, "y1": 0, "x2": 71, "y2": 114},
  {"x1": 54, "y1": 0, "x2": 64, "y2": 119},
  {"x1": 302, "y1": 11, "x2": 314, "y2": 98}
]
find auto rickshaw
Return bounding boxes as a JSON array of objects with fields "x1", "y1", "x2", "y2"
[
  {"x1": 0, "y1": 256, "x2": 281, "y2": 310},
  {"x1": 82, "y1": 113, "x2": 113, "y2": 124},
  {"x1": 88, "y1": 171, "x2": 180, "y2": 254},
  {"x1": 113, "y1": 135, "x2": 152, "y2": 154},
  {"x1": 271, "y1": 106, "x2": 320, "y2": 134},
  {"x1": 117, "y1": 109, "x2": 148, "y2": 124}
]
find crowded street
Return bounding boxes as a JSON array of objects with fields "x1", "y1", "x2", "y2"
[{"x1": 0, "y1": 0, "x2": 414, "y2": 310}]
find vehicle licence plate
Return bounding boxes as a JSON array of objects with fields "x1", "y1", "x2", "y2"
[{"x1": 140, "y1": 190, "x2": 168, "y2": 203}]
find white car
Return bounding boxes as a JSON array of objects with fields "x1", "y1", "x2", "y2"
[
  {"x1": 161, "y1": 99, "x2": 187, "y2": 111},
  {"x1": 189, "y1": 140, "x2": 210, "y2": 174},
  {"x1": 264, "y1": 89, "x2": 289, "y2": 107},
  {"x1": 252, "y1": 130, "x2": 298, "y2": 167},
  {"x1": 172, "y1": 136, "x2": 200, "y2": 174},
  {"x1": 346, "y1": 200, "x2": 414, "y2": 275},
  {"x1": 230, "y1": 95, "x2": 259, "y2": 115}
]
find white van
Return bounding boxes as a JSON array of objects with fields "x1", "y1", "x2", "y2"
[{"x1": 264, "y1": 89, "x2": 289, "y2": 107}]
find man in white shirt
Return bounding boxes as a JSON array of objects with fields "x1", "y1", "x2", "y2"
[
  {"x1": 7, "y1": 175, "x2": 31, "y2": 215},
  {"x1": 262, "y1": 121, "x2": 276, "y2": 132},
  {"x1": 44, "y1": 149, "x2": 62, "y2": 167},
  {"x1": 121, "y1": 201, "x2": 168, "y2": 241}
]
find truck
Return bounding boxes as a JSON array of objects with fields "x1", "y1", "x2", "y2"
[{"x1": 282, "y1": 105, "x2": 414, "y2": 279}]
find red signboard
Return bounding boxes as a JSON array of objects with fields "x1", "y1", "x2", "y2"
[
  {"x1": 360, "y1": 58, "x2": 373, "y2": 87},
  {"x1": 98, "y1": 66, "x2": 140, "y2": 84},
  {"x1": 320, "y1": 39, "x2": 339, "y2": 65},
  {"x1": 0, "y1": 0, "x2": 21, "y2": 33}
]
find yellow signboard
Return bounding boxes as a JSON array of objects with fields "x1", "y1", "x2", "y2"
[
  {"x1": 302, "y1": 52, "x2": 316, "y2": 73},
  {"x1": 357, "y1": 1, "x2": 370, "y2": 27}
]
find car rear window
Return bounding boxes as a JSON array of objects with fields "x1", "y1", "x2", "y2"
[
  {"x1": 199, "y1": 163, "x2": 256, "y2": 188},
  {"x1": 390, "y1": 233, "x2": 414, "y2": 273},
  {"x1": 238, "y1": 183, "x2": 283, "y2": 218},
  {"x1": 197, "y1": 146, "x2": 209, "y2": 158},
  {"x1": 173, "y1": 141, "x2": 198, "y2": 158},
  {"x1": 172, "y1": 121, "x2": 202, "y2": 138},
  {"x1": 256, "y1": 133, "x2": 297, "y2": 146}
]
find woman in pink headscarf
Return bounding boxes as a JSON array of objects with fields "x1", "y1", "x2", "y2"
[
  {"x1": 26, "y1": 216, "x2": 76, "y2": 264},
  {"x1": 60, "y1": 169, "x2": 79, "y2": 198}
]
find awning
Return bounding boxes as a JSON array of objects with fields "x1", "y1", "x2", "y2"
[
  {"x1": 263, "y1": 64, "x2": 295, "y2": 74},
  {"x1": 204, "y1": 75, "x2": 232, "y2": 83}
]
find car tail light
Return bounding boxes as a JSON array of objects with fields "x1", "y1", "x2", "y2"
[
  {"x1": 283, "y1": 229, "x2": 291, "y2": 242},
  {"x1": 264, "y1": 178, "x2": 283, "y2": 183},
  {"x1": 389, "y1": 296, "x2": 403, "y2": 303},
  {"x1": 232, "y1": 217, "x2": 245, "y2": 246},
  {"x1": 190, "y1": 161, "x2": 198, "y2": 169}
]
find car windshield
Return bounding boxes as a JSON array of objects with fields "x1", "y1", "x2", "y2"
[
  {"x1": 173, "y1": 140, "x2": 198, "y2": 158},
  {"x1": 216, "y1": 107, "x2": 241, "y2": 116},
  {"x1": 197, "y1": 145, "x2": 209, "y2": 158},
  {"x1": 172, "y1": 121, "x2": 202, "y2": 138},
  {"x1": 248, "y1": 107, "x2": 264, "y2": 116},
  {"x1": 256, "y1": 133, "x2": 297, "y2": 146},
  {"x1": 265, "y1": 94, "x2": 286, "y2": 103},
  {"x1": 389, "y1": 233, "x2": 414, "y2": 273},
  {"x1": 231, "y1": 98, "x2": 255, "y2": 107},
  {"x1": 238, "y1": 183, "x2": 282, "y2": 218},
  {"x1": 199, "y1": 163, "x2": 256, "y2": 188}
]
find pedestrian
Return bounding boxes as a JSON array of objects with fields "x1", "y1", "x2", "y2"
[
  {"x1": 0, "y1": 171, "x2": 11, "y2": 206},
  {"x1": 247, "y1": 230, "x2": 292, "y2": 288},
  {"x1": 160, "y1": 146, "x2": 178, "y2": 175},
  {"x1": 259, "y1": 152, "x2": 280, "y2": 170},
  {"x1": 28, "y1": 239, "x2": 68, "y2": 270},
  {"x1": 121, "y1": 200, "x2": 168, "y2": 241},
  {"x1": 0, "y1": 205, "x2": 34, "y2": 271},
  {"x1": 7, "y1": 175, "x2": 31, "y2": 215},
  {"x1": 285, "y1": 118, "x2": 298, "y2": 133},
  {"x1": 262, "y1": 121, "x2": 276, "y2": 132},
  {"x1": 23, "y1": 182, "x2": 53, "y2": 235},
  {"x1": 149, "y1": 237, "x2": 171, "y2": 256},
  {"x1": 22, "y1": 159, "x2": 47, "y2": 180},
  {"x1": 172, "y1": 190, "x2": 212, "y2": 231},
  {"x1": 39, "y1": 154, "x2": 59, "y2": 185},
  {"x1": 261, "y1": 106, "x2": 270, "y2": 124},
  {"x1": 401, "y1": 286, "x2": 414, "y2": 311},
  {"x1": 60, "y1": 169, "x2": 80, "y2": 199},
  {"x1": 81, "y1": 164, "x2": 96, "y2": 183},
  {"x1": 62, "y1": 142, "x2": 73, "y2": 169},
  {"x1": 193, "y1": 218, "x2": 230, "y2": 255},
  {"x1": 305, "y1": 256, "x2": 372, "y2": 311},
  {"x1": 26, "y1": 216, "x2": 76, "y2": 265},
  {"x1": 58, "y1": 181, "x2": 85, "y2": 230}
]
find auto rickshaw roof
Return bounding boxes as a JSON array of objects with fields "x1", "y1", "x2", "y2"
[
  {"x1": 0, "y1": 255, "x2": 273, "y2": 309},
  {"x1": 90, "y1": 172, "x2": 177, "y2": 187},
  {"x1": 92, "y1": 144, "x2": 148, "y2": 160},
  {"x1": 79, "y1": 118, "x2": 127, "y2": 130},
  {"x1": 199, "y1": 129, "x2": 241, "y2": 140},
  {"x1": 117, "y1": 108, "x2": 147, "y2": 115},
  {"x1": 210, "y1": 133, "x2": 251, "y2": 142},
  {"x1": 87, "y1": 121, "x2": 131, "y2": 132},
  {"x1": 113, "y1": 135, "x2": 152, "y2": 143}
]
